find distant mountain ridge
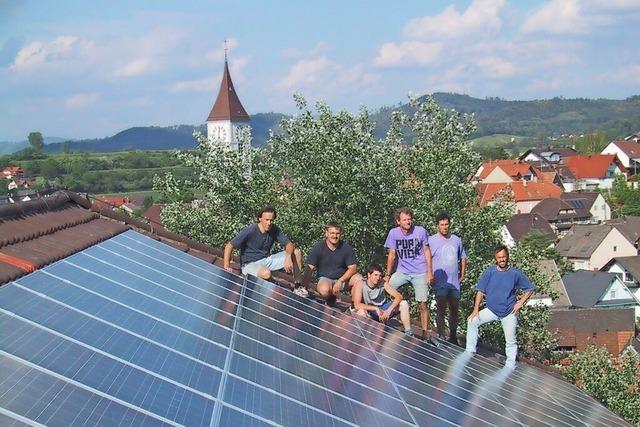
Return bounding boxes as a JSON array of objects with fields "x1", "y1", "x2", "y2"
[
  {"x1": 4, "y1": 94, "x2": 640, "y2": 154},
  {"x1": 40, "y1": 113, "x2": 286, "y2": 153}
]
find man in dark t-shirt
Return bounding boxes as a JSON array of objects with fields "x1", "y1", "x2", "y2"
[
  {"x1": 223, "y1": 207, "x2": 303, "y2": 292},
  {"x1": 303, "y1": 221, "x2": 360, "y2": 305}
]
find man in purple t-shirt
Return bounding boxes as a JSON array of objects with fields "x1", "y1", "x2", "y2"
[
  {"x1": 430, "y1": 212, "x2": 467, "y2": 345},
  {"x1": 384, "y1": 207, "x2": 433, "y2": 337}
]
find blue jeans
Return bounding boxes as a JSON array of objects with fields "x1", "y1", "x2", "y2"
[{"x1": 466, "y1": 308, "x2": 518, "y2": 366}]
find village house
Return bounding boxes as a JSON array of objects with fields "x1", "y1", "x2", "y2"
[
  {"x1": 601, "y1": 139, "x2": 640, "y2": 180},
  {"x1": 555, "y1": 223, "x2": 637, "y2": 270},
  {"x1": 476, "y1": 180, "x2": 563, "y2": 213},
  {"x1": 561, "y1": 154, "x2": 625, "y2": 191},
  {"x1": 602, "y1": 256, "x2": 640, "y2": 302},
  {"x1": 530, "y1": 192, "x2": 611, "y2": 236},
  {"x1": 501, "y1": 213, "x2": 555, "y2": 247}
]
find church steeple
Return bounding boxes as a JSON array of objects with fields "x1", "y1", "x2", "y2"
[
  {"x1": 205, "y1": 46, "x2": 252, "y2": 151},
  {"x1": 206, "y1": 59, "x2": 250, "y2": 122}
]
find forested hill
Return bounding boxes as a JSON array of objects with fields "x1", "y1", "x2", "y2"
[
  {"x1": 370, "y1": 93, "x2": 640, "y2": 139},
  {"x1": 43, "y1": 113, "x2": 286, "y2": 153},
  {"x1": 21, "y1": 94, "x2": 640, "y2": 154}
]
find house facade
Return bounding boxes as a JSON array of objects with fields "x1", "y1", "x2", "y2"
[{"x1": 555, "y1": 224, "x2": 637, "y2": 270}]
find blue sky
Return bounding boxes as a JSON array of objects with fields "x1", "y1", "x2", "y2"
[{"x1": 1, "y1": 0, "x2": 639, "y2": 141}]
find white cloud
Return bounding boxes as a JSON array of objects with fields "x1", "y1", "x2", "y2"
[
  {"x1": 521, "y1": 0, "x2": 610, "y2": 34},
  {"x1": 599, "y1": 64, "x2": 640, "y2": 85},
  {"x1": 64, "y1": 92, "x2": 99, "y2": 109},
  {"x1": 276, "y1": 57, "x2": 333, "y2": 91},
  {"x1": 115, "y1": 58, "x2": 152, "y2": 77},
  {"x1": 475, "y1": 56, "x2": 517, "y2": 79},
  {"x1": 374, "y1": 41, "x2": 442, "y2": 67},
  {"x1": 10, "y1": 36, "x2": 94, "y2": 71},
  {"x1": 403, "y1": 0, "x2": 506, "y2": 40}
]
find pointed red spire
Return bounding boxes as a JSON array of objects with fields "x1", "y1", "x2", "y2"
[{"x1": 206, "y1": 60, "x2": 250, "y2": 122}]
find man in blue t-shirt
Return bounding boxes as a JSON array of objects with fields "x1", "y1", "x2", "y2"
[
  {"x1": 466, "y1": 245, "x2": 535, "y2": 367},
  {"x1": 223, "y1": 207, "x2": 303, "y2": 291},
  {"x1": 430, "y1": 212, "x2": 467, "y2": 345}
]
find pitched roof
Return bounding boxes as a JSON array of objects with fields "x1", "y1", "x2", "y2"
[
  {"x1": 477, "y1": 160, "x2": 533, "y2": 180},
  {"x1": 548, "y1": 307, "x2": 635, "y2": 335},
  {"x1": 206, "y1": 60, "x2": 250, "y2": 122},
  {"x1": 537, "y1": 259, "x2": 571, "y2": 305},
  {"x1": 606, "y1": 216, "x2": 640, "y2": 245},
  {"x1": 602, "y1": 256, "x2": 640, "y2": 285},
  {"x1": 555, "y1": 224, "x2": 613, "y2": 258},
  {"x1": 609, "y1": 140, "x2": 640, "y2": 160},
  {"x1": 519, "y1": 147, "x2": 578, "y2": 163},
  {"x1": 563, "y1": 154, "x2": 621, "y2": 179},
  {"x1": 530, "y1": 197, "x2": 588, "y2": 223},
  {"x1": 504, "y1": 213, "x2": 555, "y2": 242},
  {"x1": 0, "y1": 192, "x2": 632, "y2": 426},
  {"x1": 476, "y1": 181, "x2": 563, "y2": 205},
  {"x1": 0, "y1": 191, "x2": 227, "y2": 286},
  {"x1": 562, "y1": 270, "x2": 617, "y2": 307}
]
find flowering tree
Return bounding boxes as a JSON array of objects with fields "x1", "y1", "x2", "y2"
[{"x1": 155, "y1": 94, "x2": 556, "y2": 357}]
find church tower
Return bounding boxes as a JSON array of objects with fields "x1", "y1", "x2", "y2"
[{"x1": 206, "y1": 51, "x2": 251, "y2": 151}]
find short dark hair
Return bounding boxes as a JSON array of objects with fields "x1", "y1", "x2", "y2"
[
  {"x1": 326, "y1": 221, "x2": 341, "y2": 231},
  {"x1": 435, "y1": 211, "x2": 450, "y2": 223},
  {"x1": 494, "y1": 245, "x2": 509, "y2": 256},
  {"x1": 257, "y1": 206, "x2": 277, "y2": 220},
  {"x1": 394, "y1": 207, "x2": 413, "y2": 221},
  {"x1": 366, "y1": 263, "x2": 383, "y2": 275}
]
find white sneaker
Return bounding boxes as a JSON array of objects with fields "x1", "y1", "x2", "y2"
[{"x1": 293, "y1": 286, "x2": 308, "y2": 297}]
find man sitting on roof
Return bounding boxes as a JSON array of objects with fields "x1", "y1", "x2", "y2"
[
  {"x1": 353, "y1": 263, "x2": 414, "y2": 336},
  {"x1": 223, "y1": 206, "x2": 304, "y2": 293},
  {"x1": 303, "y1": 221, "x2": 360, "y2": 304}
]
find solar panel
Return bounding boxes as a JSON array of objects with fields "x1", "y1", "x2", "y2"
[
  {"x1": 568, "y1": 199, "x2": 586, "y2": 209},
  {"x1": 0, "y1": 230, "x2": 630, "y2": 426}
]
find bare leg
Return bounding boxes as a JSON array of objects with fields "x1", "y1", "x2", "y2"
[
  {"x1": 291, "y1": 248, "x2": 303, "y2": 283},
  {"x1": 316, "y1": 278, "x2": 333, "y2": 299},
  {"x1": 257, "y1": 267, "x2": 272, "y2": 280},
  {"x1": 419, "y1": 301, "x2": 429, "y2": 336},
  {"x1": 399, "y1": 300, "x2": 411, "y2": 331}
]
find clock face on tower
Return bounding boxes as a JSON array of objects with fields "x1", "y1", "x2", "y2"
[{"x1": 215, "y1": 125, "x2": 227, "y2": 140}]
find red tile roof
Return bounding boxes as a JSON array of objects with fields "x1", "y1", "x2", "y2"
[
  {"x1": 206, "y1": 60, "x2": 250, "y2": 122},
  {"x1": 563, "y1": 154, "x2": 621, "y2": 179},
  {"x1": 477, "y1": 160, "x2": 534, "y2": 180},
  {"x1": 476, "y1": 181, "x2": 563, "y2": 205}
]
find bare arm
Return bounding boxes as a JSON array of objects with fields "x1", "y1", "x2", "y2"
[
  {"x1": 469, "y1": 291, "x2": 485, "y2": 319},
  {"x1": 333, "y1": 264, "x2": 358, "y2": 295},
  {"x1": 512, "y1": 290, "x2": 535, "y2": 314},
  {"x1": 424, "y1": 244, "x2": 434, "y2": 284},
  {"x1": 283, "y1": 242, "x2": 295, "y2": 273},
  {"x1": 223, "y1": 242, "x2": 234, "y2": 272},
  {"x1": 383, "y1": 281, "x2": 403, "y2": 313},
  {"x1": 460, "y1": 257, "x2": 467, "y2": 283},
  {"x1": 385, "y1": 249, "x2": 397, "y2": 282}
]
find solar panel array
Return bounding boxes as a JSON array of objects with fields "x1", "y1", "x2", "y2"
[{"x1": 0, "y1": 230, "x2": 630, "y2": 426}]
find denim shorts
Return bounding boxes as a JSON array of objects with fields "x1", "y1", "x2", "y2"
[
  {"x1": 242, "y1": 251, "x2": 287, "y2": 276},
  {"x1": 390, "y1": 271, "x2": 429, "y2": 302},
  {"x1": 369, "y1": 300, "x2": 398, "y2": 321}
]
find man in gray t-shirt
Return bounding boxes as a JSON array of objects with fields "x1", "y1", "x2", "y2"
[
  {"x1": 223, "y1": 207, "x2": 303, "y2": 289},
  {"x1": 353, "y1": 263, "x2": 414, "y2": 336}
]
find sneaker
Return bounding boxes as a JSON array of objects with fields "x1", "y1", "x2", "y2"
[
  {"x1": 326, "y1": 294, "x2": 337, "y2": 307},
  {"x1": 293, "y1": 286, "x2": 308, "y2": 297},
  {"x1": 405, "y1": 328, "x2": 414, "y2": 337}
]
